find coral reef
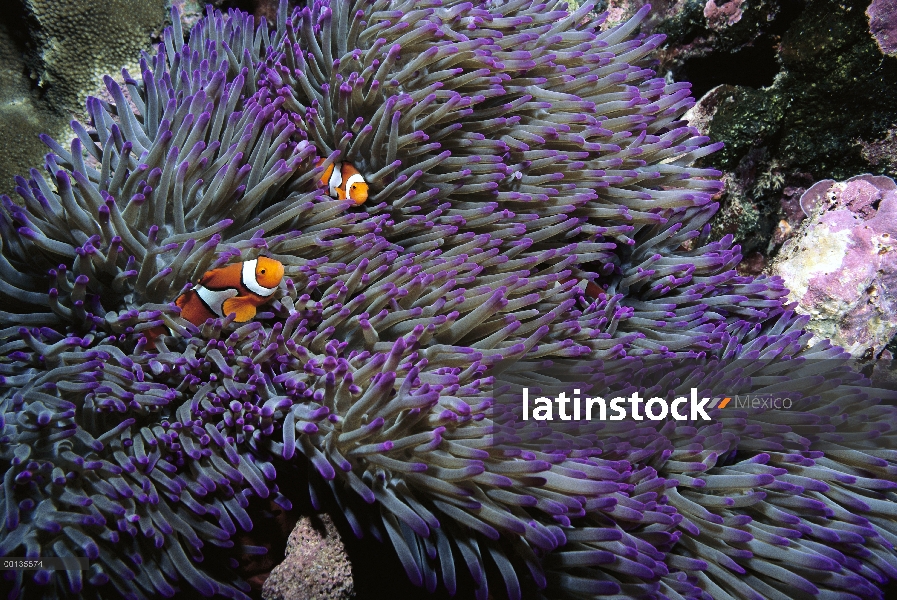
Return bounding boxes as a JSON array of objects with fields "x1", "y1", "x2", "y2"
[
  {"x1": 262, "y1": 514, "x2": 353, "y2": 600},
  {"x1": 0, "y1": 2, "x2": 896, "y2": 600},
  {"x1": 638, "y1": 0, "x2": 785, "y2": 91},
  {"x1": 0, "y1": 17, "x2": 70, "y2": 202},
  {"x1": 859, "y1": 127, "x2": 897, "y2": 172},
  {"x1": 719, "y1": 0, "x2": 897, "y2": 255},
  {"x1": 171, "y1": 0, "x2": 278, "y2": 31},
  {"x1": 772, "y1": 175, "x2": 897, "y2": 358},
  {"x1": 702, "y1": 0, "x2": 744, "y2": 31},
  {"x1": 21, "y1": 0, "x2": 166, "y2": 110},
  {"x1": 0, "y1": 0, "x2": 167, "y2": 198},
  {"x1": 599, "y1": 0, "x2": 897, "y2": 265}
]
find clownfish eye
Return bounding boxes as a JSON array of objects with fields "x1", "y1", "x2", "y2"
[{"x1": 260, "y1": 269, "x2": 266, "y2": 274}]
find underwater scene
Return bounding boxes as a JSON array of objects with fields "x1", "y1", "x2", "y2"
[{"x1": 1, "y1": 0, "x2": 897, "y2": 599}]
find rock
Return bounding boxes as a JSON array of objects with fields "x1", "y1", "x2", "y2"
[
  {"x1": 703, "y1": 0, "x2": 745, "y2": 31},
  {"x1": 858, "y1": 127, "x2": 897, "y2": 173},
  {"x1": 236, "y1": 498, "x2": 300, "y2": 593},
  {"x1": 699, "y1": 86, "x2": 785, "y2": 174},
  {"x1": 736, "y1": 250, "x2": 766, "y2": 276},
  {"x1": 867, "y1": 0, "x2": 897, "y2": 57},
  {"x1": 262, "y1": 513, "x2": 354, "y2": 600},
  {"x1": 173, "y1": 0, "x2": 279, "y2": 31},
  {"x1": 682, "y1": 83, "x2": 729, "y2": 137},
  {"x1": 779, "y1": 183, "x2": 812, "y2": 229},
  {"x1": 170, "y1": 0, "x2": 212, "y2": 31},
  {"x1": 709, "y1": 170, "x2": 765, "y2": 251},
  {"x1": 771, "y1": 175, "x2": 897, "y2": 358},
  {"x1": 871, "y1": 348, "x2": 897, "y2": 388},
  {"x1": 612, "y1": 0, "x2": 897, "y2": 275}
]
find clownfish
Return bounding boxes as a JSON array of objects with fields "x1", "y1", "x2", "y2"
[
  {"x1": 141, "y1": 257, "x2": 284, "y2": 349},
  {"x1": 583, "y1": 279, "x2": 602, "y2": 300},
  {"x1": 555, "y1": 277, "x2": 602, "y2": 300},
  {"x1": 317, "y1": 158, "x2": 369, "y2": 205},
  {"x1": 176, "y1": 256, "x2": 285, "y2": 325}
]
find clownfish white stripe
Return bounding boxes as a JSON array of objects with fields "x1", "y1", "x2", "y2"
[
  {"x1": 242, "y1": 259, "x2": 278, "y2": 297},
  {"x1": 328, "y1": 163, "x2": 343, "y2": 198},
  {"x1": 196, "y1": 286, "x2": 239, "y2": 318},
  {"x1": 344, "y1": 173, "x2": 366, "y2": 191}
]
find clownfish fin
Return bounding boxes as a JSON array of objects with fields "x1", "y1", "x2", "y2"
[
  {"x1": 198, "y1": 269, "x2": 220, "y2": 286},
  {"x1": 222, "y1": 296, "x2": 258, "y2": 322}
]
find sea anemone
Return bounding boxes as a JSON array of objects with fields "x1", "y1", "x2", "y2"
[{"x1": 1, "y1": 1, "x2": 897, "y2": 599}]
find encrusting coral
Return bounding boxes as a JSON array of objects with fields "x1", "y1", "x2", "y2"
[
  {"x1": 1, "y1": 1, "x2": 897, "y2": 599},
  {"x1": 773, "y1": 175, "x2": 897, "y2": 359},
  {"x1": 262, "y1": 513, "x2": 353, "y2": 600}
]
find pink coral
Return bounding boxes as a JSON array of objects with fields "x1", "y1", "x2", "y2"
[
  {"x1": 703, "y1": 0, "x2": 744, "y2": 29},
  {"x1": 773, "y1": 175, "x2": 897, "y2": 358},
  {"x1": 868, "y1": 0, "x2": 897, "y2": 56}
]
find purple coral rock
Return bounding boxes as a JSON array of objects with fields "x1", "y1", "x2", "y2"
[
  {"x1": 868, "y1": 0, "x2": 897, "y2": 56},
  {"x1": 262, "y1": 514, "x2": 353, "y2": 600},
  {"x1": 703, "y1": 0, "x2": 744, "y2": 29},
  {"x1": 774, "y1": 175, "x2": 897, "y2": 357}
]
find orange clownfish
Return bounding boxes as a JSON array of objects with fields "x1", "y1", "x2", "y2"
[
  {"x1": 555, "y1": 277, "x2": 602, "y2": 301},
  {"x1": 317, "y1": 158, "x2": 369, "y2": 205},
  {"x1": 176, "y1": 257, "x2": 285, "y2": 325}
]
